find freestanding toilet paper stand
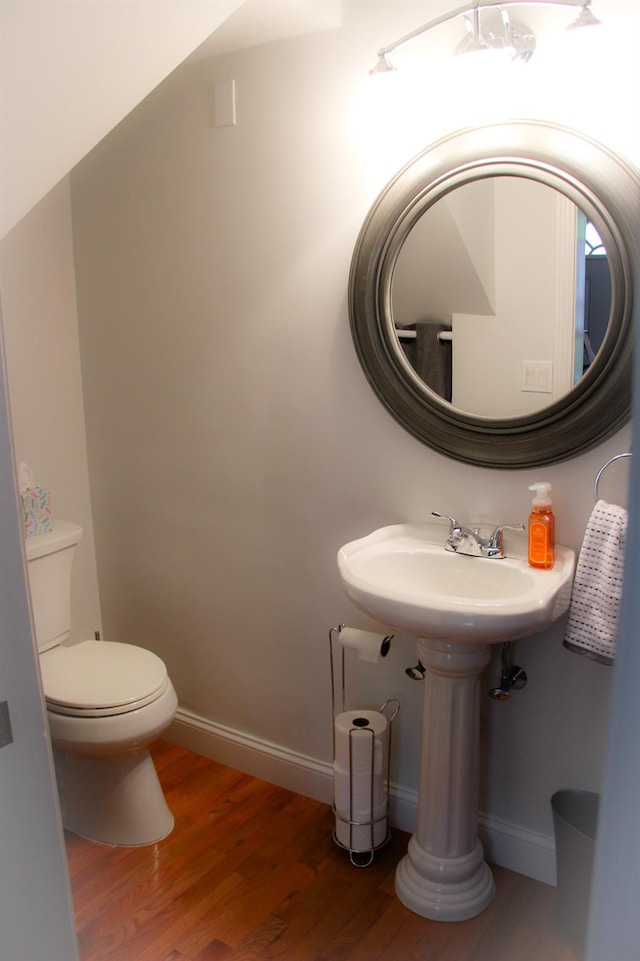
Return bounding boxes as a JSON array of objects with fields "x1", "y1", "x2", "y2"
[{"x1": 329, "y1": 625, "x2": 400, "y2": 867}]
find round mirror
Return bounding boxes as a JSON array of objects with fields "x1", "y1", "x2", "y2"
[{"x1": 349, "y1": 122, "x2": 639, "y2": 468}]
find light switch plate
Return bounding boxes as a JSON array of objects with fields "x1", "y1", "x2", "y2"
[
  {"x1": 214, "y1": 79, "x2": 236, "y2": 127},
  {"x1": 521, "y1": 360, "x2": 553, "y2": 393}
]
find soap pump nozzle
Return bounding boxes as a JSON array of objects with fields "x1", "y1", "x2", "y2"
[{"x1": 528, "y1": 482, "x2": 552, "y2": 508}]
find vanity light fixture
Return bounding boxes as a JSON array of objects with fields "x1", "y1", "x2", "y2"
[{"x1": 369, "y1": 0, "x2": 601, "y2": 73}]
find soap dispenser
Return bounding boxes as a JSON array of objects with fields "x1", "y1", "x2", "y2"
[{"x1": 528, "y1": 482, "x2": 555, "y2": 569}]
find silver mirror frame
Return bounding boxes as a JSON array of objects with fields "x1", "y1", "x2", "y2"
[{"x1": 349, "y1": 121, "x2": 639, "y2": 468}]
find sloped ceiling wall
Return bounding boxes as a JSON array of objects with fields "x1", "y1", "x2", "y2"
[{"x1": 0, "y1": 0, "x2": 341, "y2": 238}]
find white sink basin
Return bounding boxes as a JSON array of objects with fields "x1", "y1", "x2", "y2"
[{"x1": 338, "y1": 523, "x2": 575, "y2": 643}]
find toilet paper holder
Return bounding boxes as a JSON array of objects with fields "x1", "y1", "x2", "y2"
[{"x1": 329, "y1": 625, "x2": 400, "y2": 867}]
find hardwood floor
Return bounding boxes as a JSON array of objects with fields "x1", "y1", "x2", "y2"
[{"x1": 65, "y1": 741, "x2": 581, "y2": 961}]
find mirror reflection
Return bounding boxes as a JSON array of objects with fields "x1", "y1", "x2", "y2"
[{"x1": 391, "y1": 177, "x2": 611, "y2": 417}]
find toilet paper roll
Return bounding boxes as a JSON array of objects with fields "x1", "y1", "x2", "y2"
[
  {"x1": 334, "y1": 762, "x2": 388, "y2": 852},
  {"x1": 333, "y1": 765, "x2": 387, "y2": 818},
  {"x1": 333, "y1": 710, "x2": 388, "y2": 776},
  {"x1": 335, "y1": 811, "x2": 388, "y2": 853},
  {"x1": 333, "y1": 709, "x2": 389, "y2": 852},
  {"x1": 337, "y1": 627, "x2": 392, "y2": 664}
]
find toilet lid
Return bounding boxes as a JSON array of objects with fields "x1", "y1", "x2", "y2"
[{"x1": 42, "y1": 640, "x2": 169, "y2": 717}]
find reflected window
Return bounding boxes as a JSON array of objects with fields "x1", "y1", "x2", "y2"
[
  {"x1": 585, "y1": 221, "x2": 606, "y2": 257},
  {"x1": 580, "y1": 219, "x2": 610, "y2": 374}
]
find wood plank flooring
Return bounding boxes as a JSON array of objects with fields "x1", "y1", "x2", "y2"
[{"x1": 65, "y1": 741, "x2": 582, "y2": 961}]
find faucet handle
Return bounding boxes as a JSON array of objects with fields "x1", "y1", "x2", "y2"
[
  {"x1": 488, "y1": 523, "x2": 525, "y2": 550},
  {"x1": 431, "y1": 511, "x2": 459, "y2": 530},
  {"x1": 432, "y1": 511, "x2": 467, "y2": 551},
  {"x1": 492, "y1": 522, "x2": 525, "y2": 536}
]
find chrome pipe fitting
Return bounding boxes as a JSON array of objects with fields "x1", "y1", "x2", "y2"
[
  {"x1": 489, "y1": 642, "x2": 527, "y2": 700},
  {"x1": 406, "y1": 661, "x2": 426, "y2": 680}
]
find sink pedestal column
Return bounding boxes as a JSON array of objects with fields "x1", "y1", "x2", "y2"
[{"x1": 395, "y1": 638, "x2": 495, "y2": 922}]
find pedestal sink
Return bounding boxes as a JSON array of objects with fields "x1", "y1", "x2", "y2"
[{"x1": 337, "y1": 522, "x2": 575, "y2": 922}]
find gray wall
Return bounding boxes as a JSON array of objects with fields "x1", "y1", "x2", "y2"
[{"x1": 68, "y1": 0, "x2": 638, "y2": 881}]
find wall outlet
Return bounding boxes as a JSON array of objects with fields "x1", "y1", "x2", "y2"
[{"x1": 0, "y1": 700, "x2": 13, "y2": 749}]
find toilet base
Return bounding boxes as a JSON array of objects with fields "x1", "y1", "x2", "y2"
[{"x1": 53, "y1": 745, "x2": 174, "y2": 846}]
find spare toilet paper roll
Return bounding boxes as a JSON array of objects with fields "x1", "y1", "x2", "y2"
[
  {"x1": 334, "y1": 808, "x2": 388, "y2": 853},
  {"x1": 337, "y1": 627, "x2": 392, "y2": 664},
  {"x1": 333, "y1": 765, "x2": 387, "y2": 816},
  {"x1": 333, "y1": 710, "x2": 388, "y2": 775},
  {"x1": 333, "y1": 765, "x2": 388, "y2": 852}
]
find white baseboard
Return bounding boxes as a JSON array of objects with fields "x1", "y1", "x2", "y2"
[
  {"x1": 479, "y1": 813, "x2": 556, "y2": 886},
  {"x1": 166, "y1": 707, "x2": 556, "y2": 886},
  {"x1": 167, "y1": 707, "x2": 335, "y2": 804}
]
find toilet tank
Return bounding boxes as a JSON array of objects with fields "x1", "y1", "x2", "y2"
[{"x1": 25, "y1": 521, "x2": 83, "y2": 652}]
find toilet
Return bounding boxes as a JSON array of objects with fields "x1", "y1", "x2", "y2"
[{"x1": 25, "y1": 520, "x2": 178, "y2": 846}]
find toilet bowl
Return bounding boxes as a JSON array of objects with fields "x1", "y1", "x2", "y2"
[{"x1": 26, "y1": 521, "x2": 177, "y2": 846}]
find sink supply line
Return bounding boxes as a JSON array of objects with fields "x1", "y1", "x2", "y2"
[
  {"x1": 489, "y1": 642, "x2": 528, "y2": 700},
  {"x1": 432, "y1": 511, "x2": 525, "y2": 558},
  {"x1": 329, "y1": 625, "x2": 400, "y2": 867}
]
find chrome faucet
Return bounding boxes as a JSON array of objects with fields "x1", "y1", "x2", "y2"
[{"x1": 432, "y1": 511, "x2": 525, "y2": 559}]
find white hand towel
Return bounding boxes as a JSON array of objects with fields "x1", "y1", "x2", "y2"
[{"x1": 563, "y1": 500, "x2": 627, "y2": 665}]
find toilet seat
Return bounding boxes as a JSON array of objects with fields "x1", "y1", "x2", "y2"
[{"x1": 41, "y1": 640, "x2": 169, "y2": 717}]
